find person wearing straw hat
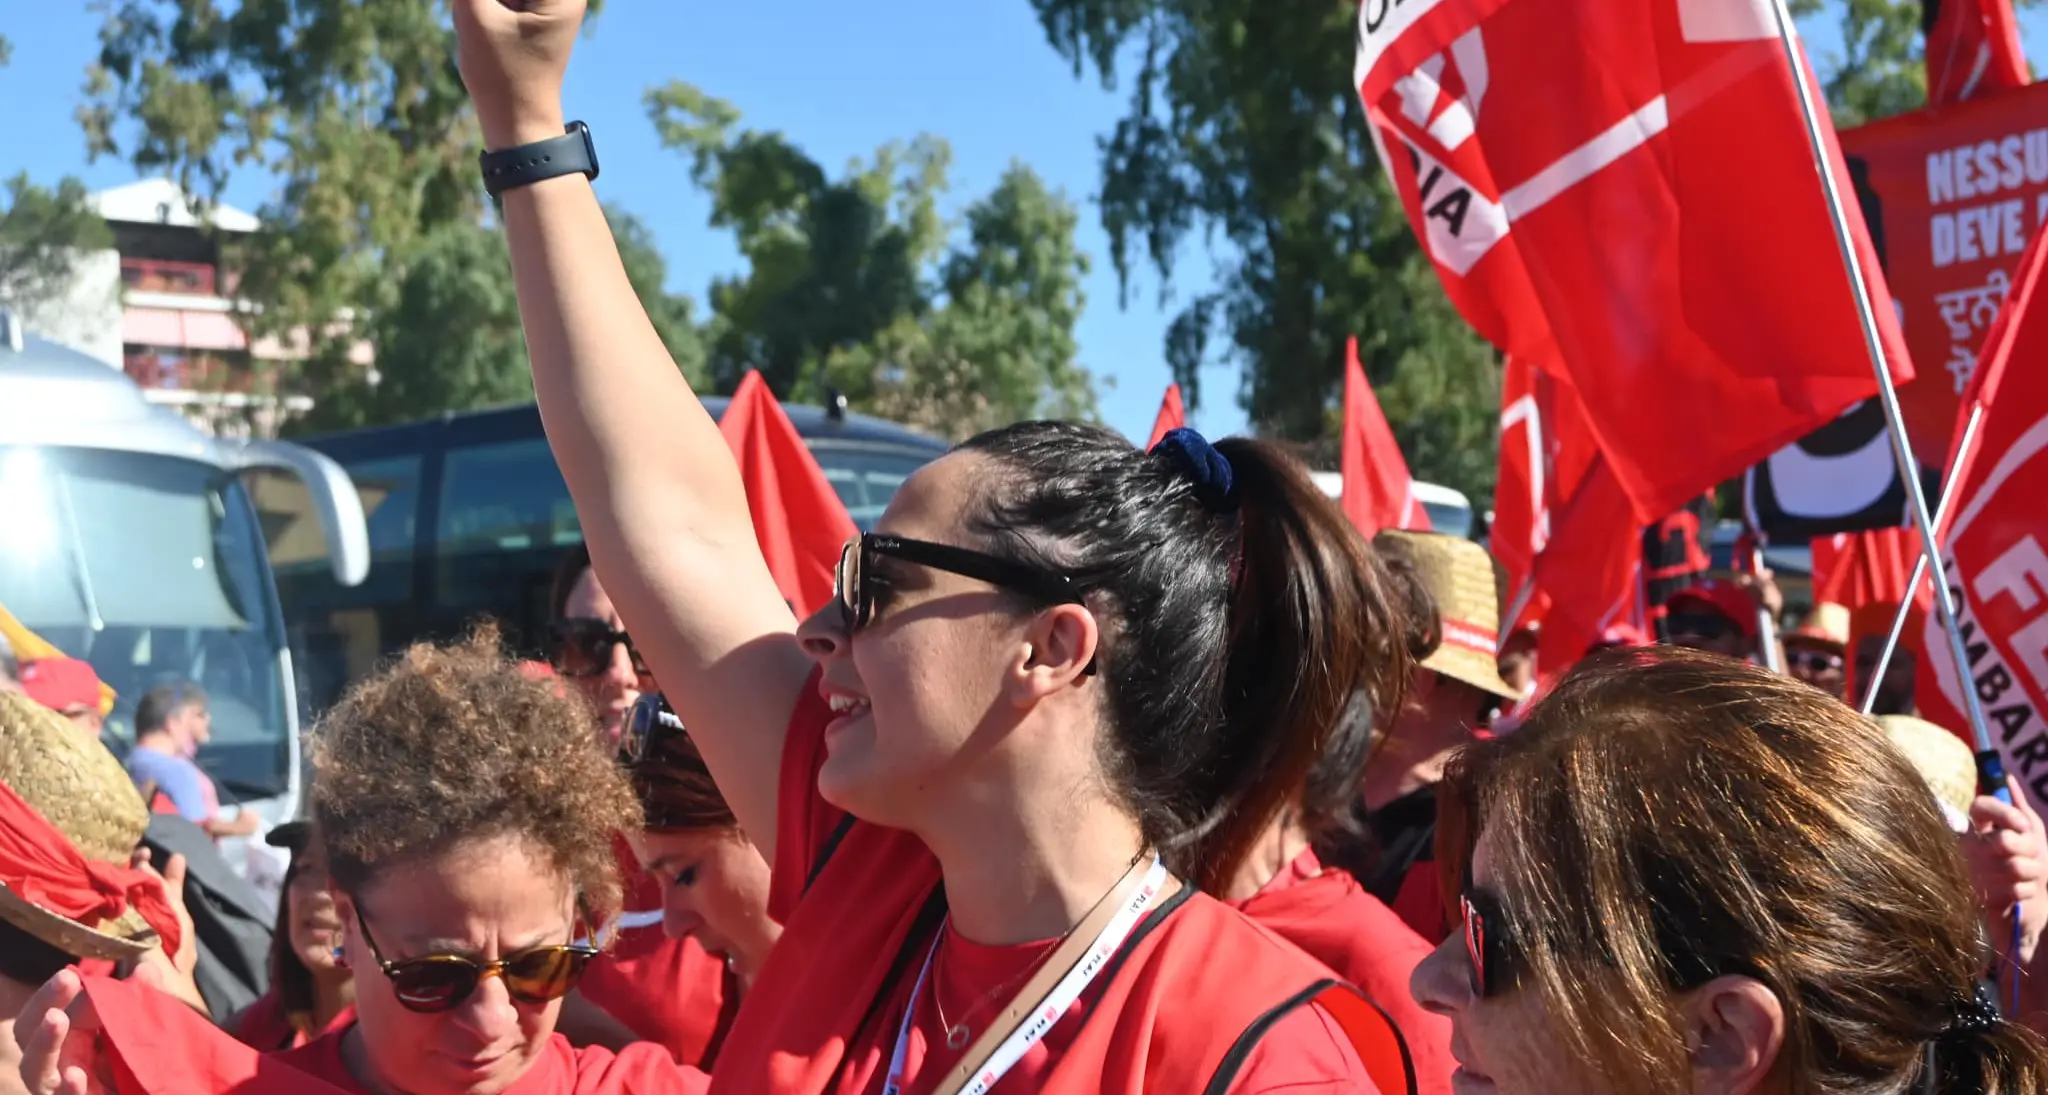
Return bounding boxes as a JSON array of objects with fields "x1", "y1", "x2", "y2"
[
  {"x1": 1348, "y1": 531, "x2": 1522, "y2": 943},
  {"x1": 1784, "y1": 601, "x2": 1850, "y2": 699},
  {"x1": 0, "y1": 690, "x2": 202, "y2": 1087}
]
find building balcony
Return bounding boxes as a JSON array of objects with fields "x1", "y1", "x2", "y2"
[{"x1": 120, "y1": 257, "x2": 218, "y2": 297}]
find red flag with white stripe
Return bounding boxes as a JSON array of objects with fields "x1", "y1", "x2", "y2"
[
  {"x1": 1354, "y1": 0, "x2": 1913, "y2": 523},
  {"x1": 1341, "y1": 337, "x2": 1432, "y2": 537}
]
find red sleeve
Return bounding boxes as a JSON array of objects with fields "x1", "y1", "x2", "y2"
[
  {"x1": 570, "y1": 1041, "x2": 711, "y2": 1095},
  {"x1": 1223, "y1": 1002, "x2": 1383, "y2": 1094},
  {"x1": 766, "y1": 668, "x2": 845, "y2": 924},
  {"x1": 74, "y1": 976, "x2": 356, "y2": 1095}
]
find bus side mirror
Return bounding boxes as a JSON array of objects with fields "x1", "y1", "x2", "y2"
[{"x1": 231, "y1": 440, "x2": 370, "y2": 588}]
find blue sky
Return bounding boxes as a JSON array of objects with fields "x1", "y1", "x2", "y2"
[{"x1": 6, "y1": 4, "x2": 2048, "y2": 444}]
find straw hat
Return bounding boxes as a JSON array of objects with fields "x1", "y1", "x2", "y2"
[
  {"x1": 1785, "y1": 601, "x2": 1850, "y2": 653},
  {"x1": 0, "y1": 691, "x2": 157, "y2": 959},
  {"x1": 1875, "y1": 714, "x2": 1975, "y2": 831},
  {"x1": 1374, "y1": 530, "x2": 1521, "y2": 701}
]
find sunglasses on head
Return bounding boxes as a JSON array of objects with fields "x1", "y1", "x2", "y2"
[
  {"x1": 549, "y1": 618, "x2": 648, "y2": 680},
  {"x1": 833, "y1": 534, "x2": 1096, "y2": 674},
  {"x1": 354, "y1": 907, "x2": 595, "y2": 1013},
  {"x1": 1461, "y1": 867, "x2": 1519, "y2": 1000},
  {"x1": 621, "y1": 691, "x2": 685, "y2": 766}
]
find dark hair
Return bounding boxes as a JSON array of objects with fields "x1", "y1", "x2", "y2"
[
  {"x1": 0, "y1": 918, "x2": 74, "y2": 985},
  {"x1": 956, "y1": 421, "x2": 1414, "y2": 892},
  {"x1": 631, "y1": 724, "x2": 738, "y2": 833},
  {"x1": 269, "y1": 845, "x2": 319, "y2": 1022},
  {"x1": 1438, "y1": 647, "x2": 2048, "y2": 1095},
  {"x1": 549, "y1": 543, "x2": 594, "y2": 624},
  {"x1": 135, "y1": 682, "x2": 206, "y2": 736},
  {"x1": 309, "y1": 626, "x2": 640, "y2": 919}
]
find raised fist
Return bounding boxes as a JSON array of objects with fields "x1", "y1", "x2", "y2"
[{"x1": 451, "y1": 0, "x2": 588, "y2": 149}]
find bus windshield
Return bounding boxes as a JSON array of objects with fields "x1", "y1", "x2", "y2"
[{"x1": 0, "y1": 445, "x2": 291, "y2": 799}]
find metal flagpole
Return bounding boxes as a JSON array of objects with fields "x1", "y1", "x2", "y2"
[
  {"x1": 1765, "y1": 0, "x2": 2023, "y2": 1011},
  {"x1": 1858, "y1": 403, "x2": 1987, "y2": 715},
  {"x1": 1764, "y1": 0, "x2": 1996, "y2": 760}
]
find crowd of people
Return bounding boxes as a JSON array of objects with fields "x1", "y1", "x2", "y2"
[{"x1": 5, "y1": 2, "x2": 2048, "y2": 1092}]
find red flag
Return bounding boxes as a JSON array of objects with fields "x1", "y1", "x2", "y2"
[
  {"x1": 1809, "y1": 530, "x2": 1913, "y2": 612},
  {"x1": 1915, "y1": 222, "x2": 2048, "y2": 806},
  {"x1": 1340, "y1": 338, "x2": 1432, "y2": 536},
  {"x1": 1926, "y1": 0, "x2": 2029, "y2": 109},
  {"x1": 1355, "y1": 0, "x2": 1912, "y2": 523},
  {"x1": 718, "y1": 371, "x2": 860, "y2": 617},
  {"x1": 1146, "y1": 384, "x2": 1187, "y2": 448}
]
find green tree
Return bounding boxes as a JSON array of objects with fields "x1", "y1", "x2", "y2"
[
  {"x1": 0, "y1": 174, "x2": 116, "y2": 317},
  {"x1": 648, "y1": 81, "x2": 1096, "y2": 436},
  {"x1": 79, "y1": 0, "x2": 700, "y2": 427}
]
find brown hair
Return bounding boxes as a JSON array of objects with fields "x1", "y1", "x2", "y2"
[
  {"x1": 1439, "y1": 647, "x2": 2048, "y2": 1095},
  {"x1": 631, "y1": 720, "x2": 738, "y2": 833},
  {"x1": 309, "y1": 626, "x2": 641, "y2": 920},
  {"x1": 957, "y1": 423, "x2": 1413, "y2": 892}
]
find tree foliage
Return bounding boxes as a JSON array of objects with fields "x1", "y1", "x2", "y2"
[
  {"x1": 0, "y1": 175, "x2": 116, "y2": 316},
  {"x1": 79, "y1": 0, "x2": 703, "y2": 429},
  {"x1": 648, "y1": 81, "x2": 1096, "y2": 438}
]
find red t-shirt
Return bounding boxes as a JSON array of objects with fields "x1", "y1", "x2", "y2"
[
  {"x1": 275, "y1": 1025, "x2": 708, "y2": 1095},
  {"x1": 578, "y1": 837, "x2": 738, "y2": 1066},
  {"x1": 1234, "y1": 849, "x2": 1457, "y2": 1095},
  {"x1": 709, "y1": 673, "x2": 1382, "y2": 1095},
  {"x1": 229, "y1": 991, "x2": 358, "y2": 1052}
]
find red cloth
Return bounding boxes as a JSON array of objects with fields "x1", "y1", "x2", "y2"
[
  {"x1": 229, "y1": 992, "x2": 357, "y2": 1052},
  {"x1": 1357, "y1": 0, "x2": 1911, "y2": 524},
  {"x1": 19, "y1": 657, "x2": 104, "y2": 713},
  {"x1": 1926, "y1": 0, "x2": 2029, "y2": 109},
  {"x1": 74, "y1": 976, "x2": 355, "y2": 1095},
  {"x1": 1233, "y1": 850, "x2": 1457, "y2": 1095},
  {"x1": 1916, "y1": 217, "x2": 2048, "y2": 784},
  {"x1": 278, "y1": 1024, "x2": 707, "y2": 1095},
  {"x1": 1342, "y1": 337, "x2": 1432, "y2": 537},
  {"x1": 579, "y1": 838, "x2": 736, "y2": 1067},
  {"x1": 1665, "y1": 579, "x2": 1760, "y2": 639},
  {"x1": 1144, "y1": 383, "x2": 1186, "y2": 448},
  {"x1": 719, "y1": 370, "x2": 861, "y2": 618},
  {"x1": 0, "y1": 779, "x2": 179, "y2": 957},
  {"x1": 714, "y1": 673, "x2": 1400, "y2": 1094},
  {"x1": 1811, "y1": 531, "x2": 1913, "y2": 615}
]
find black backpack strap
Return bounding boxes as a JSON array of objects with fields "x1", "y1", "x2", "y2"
[{"x1": 1203, "y1": 978, "x2": 1417, "y2": 1095}]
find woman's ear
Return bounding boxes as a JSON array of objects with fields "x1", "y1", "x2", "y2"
[{"x1": 1684, "y1": 975, "x2": 1785, "y2": 1095}]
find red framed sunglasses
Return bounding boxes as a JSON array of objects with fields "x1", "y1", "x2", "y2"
[{"x1": 1460, "y1": 868, "x2": 1519, "y2": 999}]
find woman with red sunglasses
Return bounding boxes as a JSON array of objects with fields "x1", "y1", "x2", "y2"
[
  {"x1": 417, "y1": 2, "x2": 1427, "y2": 1092},
  {"x1": 1413, "y1": 647, "x2": 2048, "y2": 1095}
]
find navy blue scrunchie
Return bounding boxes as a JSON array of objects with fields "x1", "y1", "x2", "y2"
[{"x1": 1151, "y1": 427, "x2": 1239, "y2": 513}]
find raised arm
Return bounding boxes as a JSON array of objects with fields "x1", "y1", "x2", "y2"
[{"x1": 452, "y1": 0, "x2": 811, "y2": 859}]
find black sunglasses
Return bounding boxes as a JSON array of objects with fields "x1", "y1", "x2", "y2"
[
  {"x1": 549, "y1": 618, "x2": 648, "y2": 680},
  {"x1": 621, "y1": 691, "x2": 685, "y2": 766},
  {"x1": 1666, "y1": 612, "x2": 1737, "y2": 644},
  {"x1": 354, "y1": 907, "x2": 596, "y2": 1013},
  {"x1": 1787, "y1": 647, "x2": 1844, "y2": 674},
  {"x1": 834, "y1": 535, "x2": 1095, "y2": 673},
  {"x1": 1460, "y1": 879, "x2": 1518, "y2": 1000}
]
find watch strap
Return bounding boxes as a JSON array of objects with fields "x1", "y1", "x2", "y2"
[{"x1": 480, "y1": 122, "x2": 598, "y2": 197}]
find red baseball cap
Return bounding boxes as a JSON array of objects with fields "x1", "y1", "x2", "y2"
[
  {"x1": 19, "y1": 657, "x2": 103, "y2": 714},
  {"x1": 1665, "y1": 580, "x2": 1759, "y2": 639}
]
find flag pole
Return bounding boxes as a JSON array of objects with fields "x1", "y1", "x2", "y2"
[
  {"x1": 1764, "y1": 0, "x2": 1996, "y2": 759},
  {"x1": 1858, "y1": 402, "x2": 1987, "y2": 715}
]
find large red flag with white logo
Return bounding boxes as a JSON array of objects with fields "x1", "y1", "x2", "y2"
[
  {"x1": 1354, "y1": 0, "x2": 1914, "y2": 523},
  {"x1": 1926, "y1": 0, "x2": 2029, "y2": 109},
  {"x1": 1916, "y1": 221, "x2": 2048, "y2": 808},
  {"x1": 1341, "y1": 338, "x2": 1432, "y2": 536},
  {"x1": 720, "y1": 371, "x2": 859, "y2": 617}
]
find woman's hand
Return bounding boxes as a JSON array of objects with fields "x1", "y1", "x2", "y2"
[
  {"x1": 450, "y1": 0, "x2": 586, "y2": 149},
  {"x1": 1963, "y1": 777, "x2": 2048, "y2": 966},
  {"x1": 12, "y1": 970, "x2": 109, "y2": 1095}
]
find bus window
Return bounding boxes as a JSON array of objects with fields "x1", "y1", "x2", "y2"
[
  {"x1": 434, "y1": 438, "x2": 579, "y2": 648},
  {"x1": 813, "y1": 446, "x2": 943, "y2": 530}
]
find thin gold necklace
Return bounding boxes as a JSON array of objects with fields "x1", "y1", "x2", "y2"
[{"x1": 931, "y1": 920, "x2": 1065, "y2": 1050}]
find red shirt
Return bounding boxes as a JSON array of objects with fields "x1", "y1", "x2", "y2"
[
  {"x1": 1234, "y1": 849, "x2": 1458, "y2": 1095},
  {"x1": 708, "y1": 674, "x2": 1384, "y2": 1095},
  {"x1": 578, "y1": 837, "x2": 738, "y2": 1066},
  {"x1": 276, "y1": 1025, "x2": 707, "y2": 1095},
  {"x1": 229, "y1": 991, "x2": 358, "y2": 1052}
]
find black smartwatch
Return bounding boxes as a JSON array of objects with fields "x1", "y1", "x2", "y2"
[{"x1": 479, "y1": 121, "x2": 599, "y2": 197}]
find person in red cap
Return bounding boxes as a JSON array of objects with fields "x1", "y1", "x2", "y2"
[
  {"x1": 17, "y1": 657, "x2": 106, "y2": 738},
  {"x1": 1664, "y1": 578, "x2": 1764, "y2": 661}
]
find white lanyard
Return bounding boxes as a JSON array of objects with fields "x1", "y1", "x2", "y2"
[{"x1": 880, "y1": 855, "x2": 1168, "y2": 1095}]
